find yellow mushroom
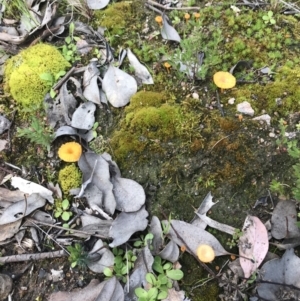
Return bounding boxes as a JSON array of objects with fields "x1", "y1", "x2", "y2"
[
  {"x1": 193, "y1": 12, "x2": 200, "y2": 20},
  {"x1": 213, "y1": 71, "x2": 236, "y2": 93},
  {"x1": 196, "y1": 244, "x2": 215, "y2": 263},
  {"x1": 155, "y1": 16, "x2": 163, "y2": 27},
  {"x1": 58, "y1": 142, "x2": 82, "y2": 162},
  {"x1": 184, "y1": 13, "x2": 191, "y2": 22},
  {"x1": 163, "y1": 62, "x2": 171, "y2": 73}
]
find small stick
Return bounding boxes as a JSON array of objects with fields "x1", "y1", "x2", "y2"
[
  {"x1": 0, "y1": 250, "x2": 66, "y2": 264},
  {"x1": 146, "y1": 0, "x2": 200, "y2": 11},
  {"x1": 26, "y1": 218, "x2": 108, "y2": 239}
]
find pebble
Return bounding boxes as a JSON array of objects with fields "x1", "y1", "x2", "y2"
[
  {"x1": 228, "y1": 98, "x2": 235, "y2": 105},
  {"x1": 269, "y1": 132, "x2": 276, "y2": 138},
  {"x1": 237, "y1": 101, "x2": 254, "y2": 116},
  {"x1": 252, "y1": 114, "x2": 271, "y2": 126},
  {"x1": 192, "y1": 92, "x2": 199, "y2": 99}
]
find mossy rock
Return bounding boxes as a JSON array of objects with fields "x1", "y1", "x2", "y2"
[
  {"x1": 4, "y1": 43, "x2": 70, "y2": 107},
  {"x1": 110, "y1": 91, "x2": 202, "y2": 167},
  {"x1": 92, "y1": 2, "x2": 133, "y2": 36}
]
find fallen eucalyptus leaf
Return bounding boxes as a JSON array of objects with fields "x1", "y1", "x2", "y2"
[
  {"x1": 102, "y1": 65, "x2": 137, "y2": 108},
  {"x1": 54, "y1": 125, "x2": 94, "y2": 142},
  {"x1": 83, "y1": 61, "x2": 101, "y2": 105},
  {"x1": 0, "y1": 274, "x2": 13, "y2": 300},
  {"x1": 0, "y1": 220, "x2": 22, "y2": 242},
  {"x1": 158, "y1": 240, "x2": 179, "y2": 263},
  {"x1": 271, "y1": 200, "x2": 300, "y2": 239},
  {"x1": 257, "y1": 249, "x2": 300, "y2": 300},
  {"x1": 161, "y1": 14, "x2": 181, "y2": 42},
  {"x1": 112, "y1": 175, "x2": 146, "y2": 212},
  {"x1": 78, "y1": 152, "x2": 116, "y2": 215},
  {"x1": 87, "y1": 239, "x2": 114, "y2": 274},
  {"x1": 150, "y1": 216, "x2": 164, "y2": 255},
  {"x1": 0, "y1": 139, "x2": 7, "y2": 151},
  {"x1": 109, "y1": 206, "x2": 148, "y2": 247},
  {"x1": 191, "y1": 191, "x2": 217, "y2": 229},
  {"x1": 11, "y1": 177, "x2": 53, "y2": 203},
  {"x1": 0, "y1": 194, "x2": 46, "y2": 225},
  {"x1": 71, "y1": 101, "x2": 96, "y2": 130},
  {"x1": 0, "y1": 115, "x2": 11, "y2": 134},
  {"x1": 166, "y1": 220, "x2": 229, "y2": 257},
  {"x1": 239, "y1": 215, "x2": 269, "y2": 278},
  {"x1": 48, "y1": 279, "x2": 104, "y2": 301},
  {"x1": 87, "y1": 0, "x2": 110, "y2": 10},
  {"x1": 95, "y1": 277, "x2": 124, "y2": 301},
  {"x1": 127, "y1": 48, "x2": 153, "y2": 84},
  {"x1": 45, "y1": 78, "x2": 78, "y2": 128}
]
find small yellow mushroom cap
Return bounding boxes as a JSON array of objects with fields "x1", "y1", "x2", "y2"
[
  {"x1": 155, "y1": 16, "x2": 163, "y2": 25},
  {"x1": 184, "y1": 13, "x2": 191, "y2": 21},
  {"x1": 196, "y1": 244, "x2": 215, "y2": 263},
  {"x1": 58, "y1": 142, "x2": 82, "y2": 162},
  {"x1": 163, "y1": 62, "x2": 171, "y2": 68},
  {"x1": 193, "y1": 12, "x2": 200, "y2": 19},
  {"x1": 213, "y1": 71, "x2": 236, "y2": 89}
]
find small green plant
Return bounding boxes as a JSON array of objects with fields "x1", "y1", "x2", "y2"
[
  {"x1": 103, "y1": 248, "x2": 137, "y2": 283},
  {"x1": 66, "y1": 243, "x2": 88, "y2": 269},
  {"x1": 16, "y1": 117, "x2": 54, "y2": 152},
  {"x1": 135, "y1": 256, "x2": 184, "y2": 301},
  {"x1": 226, "y1": 228, "x2": 243, "y2": 249},
  {"x1": 134, "y1": 233, "x2": 154, "y2": 248},
  {"x1": 61, "y1": 22, "x2": 81, "y2": 63},
  {"x1": 197, "y1": 176, "x2": 216, "y2": 188},
  {"x1": 54, "y1": 199, "x2": 73, "y2": 227},
  {"x1": 269, "y1": 179, "x2": 288, "y2": 196},
  {"x1": 262, "y1": 11, "x2": 276, "y2": 25},
  {"x1": 40, "y1": 70, "x2": 66, "y2": 98}
]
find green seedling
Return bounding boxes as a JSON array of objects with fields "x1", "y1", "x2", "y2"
[
  {"x1": 103, "y1": 248, "x2": 137, "y2": 283},
  {"x1": 135, "y1": 256, "x2": 184, "y2": 301},
  {"x1": 61, "y1": 22, "x2": 81, "y2": 63},
  {"x1": 262, "y1": 11, "x2": 276, "y2": 25},
  {"x1": 16, "y1": 117, "x2": 54, "y2": 152},
  {"x1": 134, "y1": 233, "x2": 154, "y2": 248},
  {"x1": 54, "y1": 199, "x2": 73, "y2": 227},
  {"x1": 40, "y1": 70, "x2": 66, "y2": 98},
  {"x1": 67, "y1": 243, "x2": 88, "y2": 269},
  {"x1": 226, "y1": 228, "x2": 243, "y2": 249}
]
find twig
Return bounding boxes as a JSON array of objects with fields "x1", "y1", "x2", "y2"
[
  {"x1": 146, "y1": 0, "x2": 200, "y2": 11},
  {"x1": 0, "y1": 250, "x2": 66, "y2": 264},
  {"x1": 26, "y1": 218, "x2": 108, "y2": 239}
]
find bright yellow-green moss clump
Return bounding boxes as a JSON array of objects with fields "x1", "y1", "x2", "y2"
[
  {"x1": 58, "y1": 164, "x2": 82, "y2": 195},
  {"x1": 4, "y1": 43, "x2": 70, "y2": 107},
  {"x1": 92, "y1": 2, "x2": 132, "y2": 35}
]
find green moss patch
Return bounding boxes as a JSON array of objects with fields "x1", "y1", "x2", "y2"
[{"x1": 4, "y1": 43, "x2": 70, "y2": 107}]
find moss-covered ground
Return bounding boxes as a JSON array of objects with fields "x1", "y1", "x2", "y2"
[{"x1": 1, "y1": 0, "x2": 300, "y2": 300}]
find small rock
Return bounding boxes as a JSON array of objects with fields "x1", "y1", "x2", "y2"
[
  {"x1": 252, "y1": 114, "x2": 271, "y2": 126},
  {"x1": 228, "y1": 98, "x2": 235, "y2": 105},
  {"x1": 237, "y1": 101, "x2": 254, "y2": 116},
  {"x1": 269, "y1": 132, "x2": 275, "y2": 138},
  {"x1": 192, "y1": 92, "x2": 199, "y2": 99}
]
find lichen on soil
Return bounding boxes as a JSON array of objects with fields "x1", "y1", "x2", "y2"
[{"x1": 1, "y1": 0, "x2": 300, "y2": 300}]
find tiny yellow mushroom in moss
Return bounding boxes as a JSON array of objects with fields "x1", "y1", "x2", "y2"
[
  {"x1": 58, "y1": 142, "x2": 82, "y2": 162},
  {"x1": 155, "y1": 15, "x2": 163, "y2": 27},
  {"x1": 184, "y1": 13, "x2": 191, "y2": 22},
  {"x1": 213, "y1": 71, "x2": 236, "y2": 93},
  {"x1": 163, "y1": 62, "x2": 171, "y2": 73},
  {"x1": 193, "y1": 12, "x2": 200, "y2": 20},
  {"x1": 196, "y1": 244, "x2": 215, "y2": 263}
]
